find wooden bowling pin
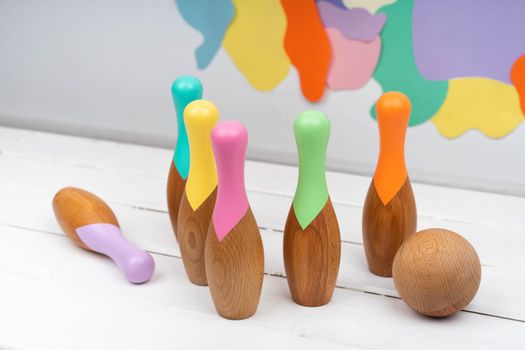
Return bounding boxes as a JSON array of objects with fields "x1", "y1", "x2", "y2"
[
  {"x1": 167, "y1": 76, "x2": 203, "y2": 241},
  {"x1": 177, "y1": 99, "x2": 219, "y2": 285},
  {"x1": 362, "y1": 91, "x2": 417, "y2": 277},
  {"x1": 283, "y1": 111, "x2": 341, "y2": 307},
  {"x1": 53, "y1": 187, "x2": 155, "y2": 283},
  {"x1": 205, "y1": 121, "x2": 264, "y2": 320}
]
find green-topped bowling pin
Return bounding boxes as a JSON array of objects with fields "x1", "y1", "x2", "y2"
[
  {"x1": 283, "y1": 111, "x2": 341, "y2": 307},
  {"x1": 167, "y1": 76, "x2": 203, "y2": 241}
]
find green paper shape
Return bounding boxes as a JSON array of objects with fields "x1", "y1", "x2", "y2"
[
  {"x1": 292, "y1": 111, "x2": 330, "y2": 229},
  {"x1": 171, "y1": 76, "x2": 203, "y2": 180},
  {"x1": 372, "y1": 0, "x2": 448, "y2": 126}
]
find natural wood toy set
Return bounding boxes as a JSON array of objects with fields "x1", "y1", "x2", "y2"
[{"x1": 52, "y1": 76, "x2": 481, "y2": 320}]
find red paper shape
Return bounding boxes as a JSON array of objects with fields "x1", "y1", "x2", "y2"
[{"x1": 511, "y1": 55, "x2": 525, "y2": 116}]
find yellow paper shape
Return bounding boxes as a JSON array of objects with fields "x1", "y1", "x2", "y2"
[
  {"x1": 343, "y1": 0, "x2": 396, "y2": 13},
  {"x1": 432, "y1": 78, "x2": 524, "y2": 139},
  {"x1": 223, "y1": 0, "x2": 290, "y2": 91},
  {"x1": 184, "y1": 100, "x2": 219, "y2": 210}
]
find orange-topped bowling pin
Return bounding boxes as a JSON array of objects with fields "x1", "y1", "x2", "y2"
[
  {"x1": 177, "y1": 99, "x2": 219, "y2": 285},
  {"x1": 363, "y1": 92, "x2": 417, "y2": 277}
]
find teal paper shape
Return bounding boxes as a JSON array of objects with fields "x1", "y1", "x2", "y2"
[
  {"x1": 176, "y1": 0, "x2": 235, "y2": 69},
  {"x1": 372, "y1": 0, "x2": 448, "y2": 126}
]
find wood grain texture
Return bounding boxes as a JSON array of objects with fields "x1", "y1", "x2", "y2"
[
  {"x1": 283, "y1": 198, "x2": 341, "y2": 306},
  {"x1": 205, "y1": 208, "x2": 264, "y2": 320},
  {"x1": 362, "y1": 178, "x2": 416, "y2": 277},
  {"x1": 393, "y1": 228, "x2": 481, "y2": 317},
  {"x1": 167, "y1": 160, "x2": 186, "y2": 241},
  {"x1": 177, "y1": 188, "x2": 217, "y2": 286},
  {"x1": 52, "y1": 187, "x2": 119, "y2": 250}
]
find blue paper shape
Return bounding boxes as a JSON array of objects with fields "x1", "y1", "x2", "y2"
[{"x1": 176, "y1": 0, "x2": 235, "y2": 69}]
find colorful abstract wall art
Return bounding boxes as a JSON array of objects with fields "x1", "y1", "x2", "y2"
[{"x1": 175, "y1": 0, "x2": 525, "y2": 139}]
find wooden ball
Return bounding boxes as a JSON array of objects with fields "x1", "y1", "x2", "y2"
[{"x1": 392, "y1": 228, "x2": 481, "y2": 317}]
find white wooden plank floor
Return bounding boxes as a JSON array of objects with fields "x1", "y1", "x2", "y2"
[{"x1": 0, "y1": 126, "x2": 524, "y2": 349}]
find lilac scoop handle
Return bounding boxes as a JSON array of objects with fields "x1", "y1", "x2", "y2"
[{"x1": 76, "y1": 223, "x2": 155, "y2": 283}]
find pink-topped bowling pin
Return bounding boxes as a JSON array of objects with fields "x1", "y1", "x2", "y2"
[{"x1": 205, "y1": 121, "x2": 264, "y2": 320}]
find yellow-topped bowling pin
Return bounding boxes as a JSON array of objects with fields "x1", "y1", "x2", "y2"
[
  {"x1": 177, "y1": 99, "x2": 219, "y2": 285},
  {"x1": 362, "y1": 92, "x2": 417, "y2": 277}
]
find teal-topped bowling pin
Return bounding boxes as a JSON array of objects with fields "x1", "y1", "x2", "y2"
[
  {"x1": 167, "y1": 76, "x2": 203, "y2": 241},
  {"x1": 283, "y1": 111, "x2": 341, "y2": 307}
]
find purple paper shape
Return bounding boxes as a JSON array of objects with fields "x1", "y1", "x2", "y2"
[
  {"x1": 316, "y1": 0, "x2": 346, "y2": 9},
  {"x1": 413, "y1": 0, "x2": 525, "y2": 84},
  {"x1": 317, "y1": 1, "x2": 386, "y2": 42},
  {"x1": 76, "y1": 223, "x2": 155, "y2": 284}
]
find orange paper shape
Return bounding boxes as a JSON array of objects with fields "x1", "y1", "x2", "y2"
[
  {"x1": 281, "y1": 0, "x2": 331, "y2": 102},
  {"x1": 511, "y1": 55, "x2": 525, "y2": 116}
]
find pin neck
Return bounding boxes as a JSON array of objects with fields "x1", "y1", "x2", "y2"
[
  {"x1": 171, "y1": 77, "x2": 203, "y2": 179},
  {"x1": 293, "y1": 143, "x2": 329, "y2": 229},
  {"x1": 292, "y1": 111, "x2": 330, "y2": 229},
  {"x1": 183, "y1": 100, "x2": 219, "y2": 211},
  {"x1": 373, "y1": 118, "x2": 408, "y2": 205},
  {"x1": 174, "y1": 103, "x2": 190, "y2": 180},
  {"x1": 211, "y1": 122, "x2": 250, "y2": 241},
  {"x1": 75, "y1": 223, "x2": 154, "y2": 283},
  {"x1": 186, "y1": 139, "x2": 217, "y2": 210},
  {"x1": 212, "y1": 153, "x2": 249, "y2": 241},
  {"x1": 295, "y1": 159, "x2": 328, "y2": 202}
]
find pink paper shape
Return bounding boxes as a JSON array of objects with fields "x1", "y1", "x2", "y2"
[
  {"x1": 326, "y1": 28, "x2": 381, "y2": 90},
  {"x1": 318, "y1": 1, "x2": 386, "y2": 42}
]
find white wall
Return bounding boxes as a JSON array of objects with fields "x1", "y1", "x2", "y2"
[{"x1": 1, "y1": 0, "x2": 524, "y2": 196}]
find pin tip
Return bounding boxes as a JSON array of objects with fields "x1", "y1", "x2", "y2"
[
  {"x1": 171, "y1": 76, "x2": 203, "y2": 101},
  {"x1": 184, "y1": 99, "x2": 219, "y2": 126},
  {"x1": 212, "y1": 121, "x2": 247, "y2": 144},
  {"x1": 376, "y1": 92, "x2": 412, "y2": 119},
  {"x1": 294, "y1": 111, "x2": 330, "y2": 134}
]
